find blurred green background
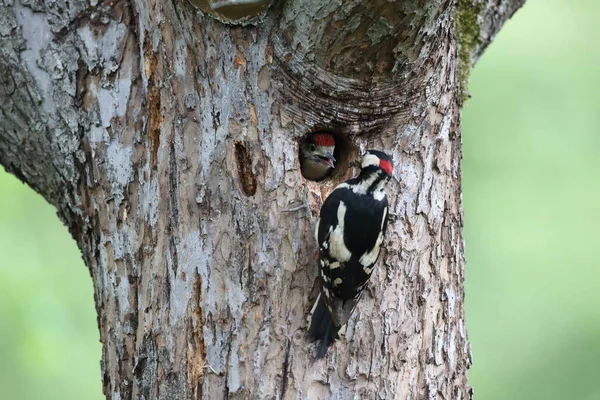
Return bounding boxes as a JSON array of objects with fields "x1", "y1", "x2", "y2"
[
  {"x1": 463, "y1": 0, "x2": 600, "y2": 399},
  {"x1": 0, "y1": 0, "x2": 598, "y2": 398}
]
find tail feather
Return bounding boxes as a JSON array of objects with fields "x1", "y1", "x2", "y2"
[{"x1": 308, "y1": 295, "x2": 340, "y2": 359}]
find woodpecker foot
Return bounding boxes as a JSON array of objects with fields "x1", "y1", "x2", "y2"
[
  {"x1": 282, "y1": 195, "x2": 312, "y2": 214},
  {"x1": 282, "y1": 197, "x2": 312, "y2": 214},
  {"x1": 282, "y1": 204, "x2": 310, "y2": 213},
  {"x1": 347, "y1": 159, "x2": 361, "y2": 169}
]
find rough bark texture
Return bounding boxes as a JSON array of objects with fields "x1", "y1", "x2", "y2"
[{"x1": 0, "y1": 0, "x2": 525, "y2": 398}]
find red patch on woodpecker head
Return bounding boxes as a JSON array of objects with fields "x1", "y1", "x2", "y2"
[
  {"x1": 312, "y1": 133, "x2": 335, "y2": 147},
  {"x1": 379, "y1": 159, "x2": 393, "y2": 174}
]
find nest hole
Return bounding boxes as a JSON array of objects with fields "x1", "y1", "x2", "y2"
[{"x1": 234, "y1": 142, "x2": 257, "y2": 197}]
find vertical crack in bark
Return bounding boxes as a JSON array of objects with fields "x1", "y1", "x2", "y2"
[
  {"x1": 168, "y1": 140, "x2": 180, "y2": 274},
  {"x1": 0, "y1": 0, "x2": 525, "y2": 396},
  {"x1": 367, "y1": 346, "x2": 374, "y2": 385},
  {"x1": 142, "y1": 33, "x2": 162, "y2": 164},
  {"x1": 224, "y1": 329, "x2": 232, "y2": 399},
  {"x1": 279, "y1": 338, "x2": 292, "y2": 400},
  {"x1": 188, "y1": 271, "x2": 206, "y2": 400}
]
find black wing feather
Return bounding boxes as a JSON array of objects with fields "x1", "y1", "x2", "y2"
[{"x1": 317, "y1": 186, "x2": 388, "y2": 311}]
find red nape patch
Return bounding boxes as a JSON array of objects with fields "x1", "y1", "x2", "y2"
[
  {"x1": 312, "y1": 133, "x2": 335, "y2": 147},
  {"x1": 379, "y1": 159, "x2": 393, "y2": 174}
]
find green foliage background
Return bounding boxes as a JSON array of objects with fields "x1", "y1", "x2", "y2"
[
  {"x1": 0, "y1": 0, "x2": 597, "y2": 398},
  {"x1": 463, "y1": 0, "x2": 600, "y2": 399}
]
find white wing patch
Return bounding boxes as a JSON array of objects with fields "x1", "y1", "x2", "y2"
[
  {"x1": 328, "y1": 201, "x2": 352, "y2": 262},
  {"x1": 359, "y1": 233, "x2": 383, "y2": 270},
  {"x1": 359, "y1": 207, "x2": 387, "y2": 269}
]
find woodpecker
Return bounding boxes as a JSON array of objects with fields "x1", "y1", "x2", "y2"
[
  {"x1": 308, "y1": 150, "x2": 393, "y2": 358},
  {"x1": 299, "y1": 133, "x2": 336, "y2": 181}
]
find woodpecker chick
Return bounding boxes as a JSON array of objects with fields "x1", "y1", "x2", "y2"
[
  {"x1": 299, "y1": 133, "x2": 336, "y2": 181},
  {"x1": 308, "y1": 150, "x2": 394, "y2": 358}
]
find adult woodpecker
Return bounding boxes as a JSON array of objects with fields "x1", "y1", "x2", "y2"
[
  {"x1": 299, "y1": 133, "x2": 336, "y2": 181},
  {"x1": 308, "y1": 150, "x2": 393, "y2": 358}
]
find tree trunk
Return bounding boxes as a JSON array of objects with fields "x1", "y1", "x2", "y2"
[{"x1": 0, "y1": 0, "x2": 524, "y2": 398}]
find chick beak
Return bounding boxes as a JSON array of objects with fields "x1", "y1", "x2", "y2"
[{"x1": 319, "y1": 152, "x2": 336, "y2": 169}]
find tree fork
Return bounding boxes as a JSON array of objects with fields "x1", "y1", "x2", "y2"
[{"x1": 0, "y1": 0, "x2": 525, "y2": 398}]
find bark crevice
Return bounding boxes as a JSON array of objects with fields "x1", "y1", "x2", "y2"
[{"x1": 0, "y1": 0, "x2": 526, "y2": 398}]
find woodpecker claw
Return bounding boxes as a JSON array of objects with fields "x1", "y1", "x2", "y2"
[
  {"x1": 282, "y1": 204, "x2": 310, "y2": 213},
  {"x1": 347, "y1": 159, "x2": 361, "y2": 169}
]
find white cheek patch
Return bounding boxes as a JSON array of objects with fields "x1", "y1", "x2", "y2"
[
  {"x1": 345, "y1": 173, "x2": 385, "y2": 199},
  {"x1": 352, "y1": 174, "x2": 377, "y2": 195},
  {"x1": 373, "y1": 180, "x2": 388, "y2": 201},
  {"x1": 373, "y1": 188, "x2": 385, "y2": 201},
  {"x1": 333, "y1": 278, "x2": 343, "y2": 287},
  {"x1": 329, "y1": 201, "x2": 352, "y2": 262},
  {"x1": 335, "y1": 177, "x2": 386, "y2": 201},
  {"x1": 361, "y1": 153, "x2": 380, "y2": 169}
]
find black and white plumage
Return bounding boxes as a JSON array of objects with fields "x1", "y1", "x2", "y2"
[{"x1": 308, "y1": 150, "x2": 393, "y2": 358}]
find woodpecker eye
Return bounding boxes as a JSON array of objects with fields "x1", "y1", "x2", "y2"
[{"x1": 309, "y1": 143, "x2": 316, "y2": 152}]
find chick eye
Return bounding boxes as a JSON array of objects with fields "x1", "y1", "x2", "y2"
[{"x1": 309, "y1": 143, "x2": 316, "y2": 152}]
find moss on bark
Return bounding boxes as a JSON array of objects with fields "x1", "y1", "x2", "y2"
[{"x1": 454, "y1": 0, "x2": 483, "y2": 102}]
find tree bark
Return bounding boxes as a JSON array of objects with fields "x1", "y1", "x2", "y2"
[{"x1": 0, "y1": 0, "x2": 524, "y2": 398}]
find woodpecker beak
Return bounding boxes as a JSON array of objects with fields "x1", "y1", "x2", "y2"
[{"x1": 318, "y1": 152, "x2": 336, "y2": 169}]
